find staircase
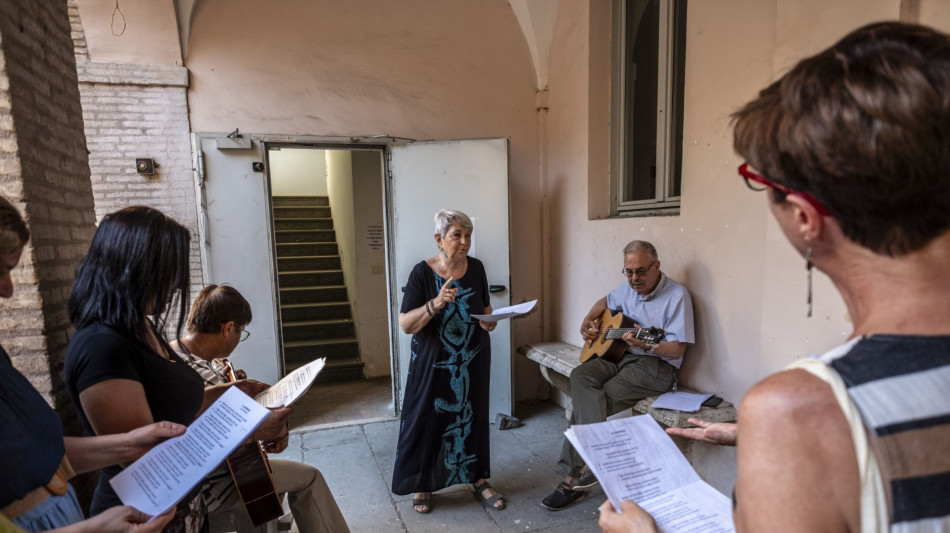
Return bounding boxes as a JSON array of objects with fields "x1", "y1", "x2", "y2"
[{"x1": 272, "y1": 196, "x2": 365, "y2": 382}]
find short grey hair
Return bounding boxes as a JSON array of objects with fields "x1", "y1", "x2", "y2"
[
  {"x1": 434, "y1": 209, "x2": 473, "y2": 238},
  {"x1": 623, "y1": 240, "x2": 658, "y2": 262}
]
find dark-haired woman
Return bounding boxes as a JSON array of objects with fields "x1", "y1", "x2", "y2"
[
  {"x1": 63, "y1": 206, "x2": 211, "y2": 533},
  {"x1": 0, "y1": 197, "x2": 180, "y2": 533},
  {"x1": 600, "y1": 22, "x2": 950, "y2": 533}
]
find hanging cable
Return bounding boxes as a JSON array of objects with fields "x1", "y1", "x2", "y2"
[{"x1": 111, "y1": 0, "x2": 127, "y2": 36}]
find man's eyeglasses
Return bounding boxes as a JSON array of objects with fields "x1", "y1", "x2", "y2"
[
  {"x1": 621, "y1": 261, "x2": 656, "y2": 278},
  {"x1": 230, "y1": 323, "x2": 251, "y2": 342},
  {"x1": 738, "y1": 164, "x2": 830, "y2": 216}
]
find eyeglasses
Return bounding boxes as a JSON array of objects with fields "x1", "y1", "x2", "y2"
[
  {"x1": 738, "y1": 164, "x2": 829, "y2": 216},
  {"x1": 621, "y1": 261, "x2": 656, "y2": 278},
  {"x1": 229, "y1": 322, "x2": 251, "y2": 342}
]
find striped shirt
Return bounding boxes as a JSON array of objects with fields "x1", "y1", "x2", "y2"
[
  {"x1": 169, "y1": 342, "x2": 237, "y2": 512},
  {"x1": 822, "y1": 335, "x2": 950, "y2": 532}
]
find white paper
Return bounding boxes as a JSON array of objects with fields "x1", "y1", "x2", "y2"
[
  {"x1": 254, "y1": 357, "x2": 325, "y2": 409},
  {"x1": 565, "y1": 415, "x2": 735, "y2": 533},
  {"x1": 110, "y1": 387, "x2": 271, "y2": 517},
  {"x1": 470, "y1": 299, "x2": 537, "y2": 321},
  {"x1": 650, "y1": 391, "x2": 714, "y2": 412}
]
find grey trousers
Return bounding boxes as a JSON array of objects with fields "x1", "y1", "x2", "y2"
[
  {"x1": 556, "y1": 353, "x2": 674, "y2": 478},
  {"x1": 218, "y1": 459, "x2": 350, "y2": 533}
]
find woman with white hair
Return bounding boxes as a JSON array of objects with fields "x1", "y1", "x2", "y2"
[{"x1": 391, "y1": 209, "x2": 505, "y2": 514}]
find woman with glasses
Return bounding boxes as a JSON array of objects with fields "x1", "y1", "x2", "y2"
[
  {"x1": 391, "y1": 209, "x2": 504, "y2": 514},
  {"x1": 600, "y1": 22, "x2": 950, "y2": 533},
  {"x1": 172, "y1": 284, "x2": 349, "y2": 533}
]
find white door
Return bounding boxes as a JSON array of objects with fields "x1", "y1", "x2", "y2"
[
  {"x1": 193, "y1": 134, "x2": 282, "y2": 384},
  {"x1": 388, "y1": 138, "x2": 512, "y2": 419}
]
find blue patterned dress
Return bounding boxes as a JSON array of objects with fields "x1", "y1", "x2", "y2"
[{"x1": 392, "y1": 257, "x2": 492, "y2": 495}]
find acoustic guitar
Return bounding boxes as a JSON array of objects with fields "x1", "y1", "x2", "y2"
[
  {"x1": 579, "y1": 308, "x2": 666, "y2": 363},
  {"x1": 222, "y1": 360, "x2": 285, "y2": 526}
]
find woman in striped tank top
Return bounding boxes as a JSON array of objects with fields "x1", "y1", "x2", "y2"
[{"x1": 601, "y1": 22, "x2": 950, "y2": 533}]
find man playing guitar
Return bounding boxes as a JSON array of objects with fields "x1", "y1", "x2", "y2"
[
  {"x1": 173, "y1": 284, "x2": 350, "y2": 533},
  {"x1": 540, "y1": 240, "x2": 695, "y2": 511}
]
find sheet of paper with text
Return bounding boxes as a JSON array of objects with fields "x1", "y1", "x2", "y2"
[
  {"x1": 110, "y1": 387, "x2": 270, "y2": 517},
  {"x1": 254, "y1": 357, "x2": 326, "y2": 409},
  {"x1": 565, "y1": 415, "x2": 735, "y2": 533},
  {"x1": 470, "y1": 299, "x2": 537, "y2": 322}
]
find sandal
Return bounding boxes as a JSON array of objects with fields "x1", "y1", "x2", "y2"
[
  {"x1": 473, "y1": 479, "x2": 506, "y2": 510},
  {"x1": 413, "y1": 492, "x2": 431, "y2": 514}
]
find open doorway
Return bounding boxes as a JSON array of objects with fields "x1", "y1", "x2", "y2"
[
  {"x1": 265, "y1": 145, "x2": 394, "y2": 429},
  {"x1": 194, "y1": 133, "x2": 514, "y2": 431}
]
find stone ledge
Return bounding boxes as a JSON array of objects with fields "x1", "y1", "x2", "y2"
[
  {"x1": 517, "y1": 342, "x2": 736, "y2": 428},
  {"x1": 76, "y1": 58, "x2": 189, "y2": 87}
]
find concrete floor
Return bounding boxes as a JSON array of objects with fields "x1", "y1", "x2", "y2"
[{"x1": 273, "y1": 381, "x2": 605, "y2": 533}]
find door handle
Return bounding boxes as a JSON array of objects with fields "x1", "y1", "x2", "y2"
[{"x1": 489, "y1": 285, "x2": 506, "y2": 293}]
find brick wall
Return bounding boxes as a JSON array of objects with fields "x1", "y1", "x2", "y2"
[
  {"x1": 0, "y1": 0, "x2": 97, "y2": 435},
  {"x1": 70, "y1": 2, "x2": 204, "y2": 307}
]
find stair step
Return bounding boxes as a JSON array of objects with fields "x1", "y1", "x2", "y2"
[
  {"x1": 286, "y1": 356, "x2": 365, "y2": 383},
  {"x1": 279, "y1": 285, "x2": 348, "y2": 304},
  {"x1": 274, "y1": 218, "x2": 334, "y2": 231},
  {"x1": 276, "y1": 242, "x2": 339, "y2": 257},
  {"x1": 277, "y1": 255, "x2": 341, "y2": 272},
  {"x1": 283, "y1": 338, "x2": 360, "y2": 361},
  {"x1": 280, "y1": 302, "x2": 351, "y2": 322},
  {"x1": 273, "y1": 206, "x2": 332, "y2": 219},
  {"x1": 282, "y1": 318, "x2": 355, "y2": 341},
  {"x1": 272, "y1": 196, "x2": 329, "y2": 207},
  {"x1": 277, "y1": 270, "x2": 344, "y2": 287},
  {"x1": 274, "y1": 229, "x2": 336, "y2": 243}
]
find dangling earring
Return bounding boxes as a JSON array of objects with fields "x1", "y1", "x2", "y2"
[
  {"x1": 441, "y1": 248, "x2": 448, "y2": 258},
  {"x1": 805, "y1": 246, "x2": 814, "y2": 318}
]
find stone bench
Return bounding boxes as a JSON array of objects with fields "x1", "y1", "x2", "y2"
[{"x1": 517, "y1": 342, "x2": 737, "y2": 428}]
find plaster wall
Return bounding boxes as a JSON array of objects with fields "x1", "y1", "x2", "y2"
[
  {"x1": 75, "y1": 0, "x2": 182, "y2": 65},
  {"x1": 349, "y1": 151, "x2": 389, "y2": 377},
  {"x1": 326, "y1": 152, "x2": 358, "y2": 366},
  {"x1": 920, "y1": 0, "x2": 950, "y2": 23},
  {"x1": 269, "y1": 147, "x2": 328, "y2": 197},
  {"x1": 325, "y1": 150, "x2": 390, "y2": 378},
  {"x1": 185, "y1": 0, "x2": 544, "y2": 396}
]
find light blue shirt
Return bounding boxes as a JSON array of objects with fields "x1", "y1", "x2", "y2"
[{"x1": 606, "y1": 273, "x2": 695, "y2": 369}]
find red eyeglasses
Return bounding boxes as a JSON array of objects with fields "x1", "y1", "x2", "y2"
[{"x1": 738, "y1": 164, "x2": 830, "y2": 216}]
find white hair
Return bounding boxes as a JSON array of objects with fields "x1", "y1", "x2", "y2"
[{"x1": 433, "y1": 209, "x2": 473, "y2": 238}]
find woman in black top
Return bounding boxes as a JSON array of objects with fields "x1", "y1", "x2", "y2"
[
  {"x1": 391, "y1": 209, "x2": 504, "y2": 514},
  {"x1": 63, "y1": 207, "x2": 217, "y2": 533}
]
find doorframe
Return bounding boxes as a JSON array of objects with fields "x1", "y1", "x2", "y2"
[{"x1": 195, "y1": 133, "x2": 403, "y2": 412}]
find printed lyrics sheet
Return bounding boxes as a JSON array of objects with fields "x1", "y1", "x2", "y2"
[
  {"x1": 110, "y1": 387, "x2": 270, "y2": 517},
  {"x1": 254, "y1": 357, "x2": 325, "y2": 409},
  {"x1": 565, "y1": 415, "x2": 735, "y2": 533},
  {"x1": 470, "y1": 299, "x2": 537, "y2": 322}
]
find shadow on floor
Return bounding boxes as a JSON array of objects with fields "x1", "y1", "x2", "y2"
[{"x1": 274, "y1": 399, "x2": 604, "y2": 532}]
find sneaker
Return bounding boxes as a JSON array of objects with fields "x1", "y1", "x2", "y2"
[
  {"x1": 540, "y1": 481, "x2": 585, "y2": 511},
  {"x1": 572, "y1": 465, "x2": 599, "y2": 491}
]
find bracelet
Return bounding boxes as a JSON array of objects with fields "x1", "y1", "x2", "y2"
[{"x1": 425, "y1": 300, "x2": 435, "y2": 317}]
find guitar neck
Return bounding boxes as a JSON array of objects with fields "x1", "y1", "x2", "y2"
[
  {"x1": 222, "y1": 359, "x2": 237, "y2": 383},
  {"x1": 603, "y1": 327, "x2": 650, "y2": 340}
]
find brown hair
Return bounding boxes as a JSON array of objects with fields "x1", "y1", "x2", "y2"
[
  {"x1": 186, "y1": 284, "x2": 252, "y2": 334},
  {"x1": 0, "y1": 196, "x2": 30, "y2": 255},
  {"x1": 733, "y1": 22, "x2": 950, "y2": 256}
]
